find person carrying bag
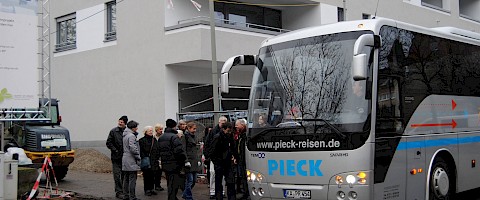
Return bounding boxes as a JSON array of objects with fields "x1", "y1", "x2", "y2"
[
  {"x1": 140, "y1": 139, "x2": 153, "y2": 170},
  {"x1": 139, "y1": 126, "x2": 158, "y2": 196}
]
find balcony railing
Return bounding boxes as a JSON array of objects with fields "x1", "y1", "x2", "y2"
[
  {"x1": 54, "y1": 40, "x2": 76, "y2": 52},
  {"x1": 166, "y1": 16, "x2": 289, "y2": 35}
]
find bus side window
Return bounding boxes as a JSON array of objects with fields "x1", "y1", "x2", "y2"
[{"x1": 376, "y1": 77, "x2": 403, "y2": 135}]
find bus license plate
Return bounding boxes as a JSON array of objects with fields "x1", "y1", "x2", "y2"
[{"x1": 284, "y1": 189, "x2": 311, "y2": 199}]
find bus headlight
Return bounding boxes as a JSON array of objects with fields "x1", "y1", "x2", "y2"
[
  {"x1": 332, "y1": 171, "x2": 369, "y2": 186},
  {"x1": 357, "y1": 172, "x2": 367, "y2": 184},
  {"x1": 257, "y1": 173, "x2": 264, "y2": 183},
  {"x1": 250, "y1": 172, "x2": 257, "y2": 182},
  {"x1": 346, "y1": 175, "x2": 356, "y2": 184},
  {"x1": 247, "y1": 169, "x2": 265, "y2": 184},
  {"x1": 335, "y1": 175, "x2": 343, "y2": 184}
]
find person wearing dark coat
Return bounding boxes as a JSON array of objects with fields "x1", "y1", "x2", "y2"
[
  {"x1": 122, "y1": 120, "x2": 141, "y2": 200},
  {"x1": 139, "y1": 126, "x2": 158, "y2": 196},
  {"x1": 202, "y1": 126, "x2": 212, "y2": 185},
  {"x1": 204, "y1": 116, "x2": 228, "y2": 198},
  {"x1": 182, "y1": 122, "x2": 201, "y2": 200},
  {"x1": 159, "y1": 119, "x2": 187, "y2": 200},
  {"x1": 234, "y1": 119, "x2": 249, "y2": 199},
  {"x1": 106, "y1": 115, "x2": 128, "y2": 199},
  {"x1": 153, "y1": 123, "x2": 165, "y2": 191},
  {"x1": 211, "y1": 122, "x2": 237, "y2": 200}
]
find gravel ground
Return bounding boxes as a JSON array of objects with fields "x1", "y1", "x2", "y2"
[{"x1": 69, "y1": 148, "x2": 112, "y2": 173}]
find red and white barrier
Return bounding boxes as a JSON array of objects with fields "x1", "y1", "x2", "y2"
[{"x1": 26, "y1": 156, "x2": 58, "y2": 200}]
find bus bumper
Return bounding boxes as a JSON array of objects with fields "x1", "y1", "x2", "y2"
[
  {"x1": 24, "y1": 150, "x2": 75, "y2": 167},
  {"x1": 248, "y1": 182, "x2": 370, "y2": 200}
]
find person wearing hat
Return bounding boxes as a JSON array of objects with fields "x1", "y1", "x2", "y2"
[
  {"x1": 158, "y1": 119, "x2": 187, "y2": 200},
  {"x1": 106, "y1": 115, "x2": 128, "y2": 199}
]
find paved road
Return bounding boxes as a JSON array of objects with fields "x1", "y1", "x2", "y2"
[
  {"x1": 53, "y1": 169, "x2": 479, "y2": 200},
  {"x1": 53, "y1": 170, "x2": 212, "y2": 200}
]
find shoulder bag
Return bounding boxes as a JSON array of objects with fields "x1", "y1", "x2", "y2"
[{"x1": 140, "y1": 138, "x2": 154, "y2": 170}]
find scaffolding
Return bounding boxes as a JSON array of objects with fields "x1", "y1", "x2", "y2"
[{"x1": 1, "y1": 0, "x2": 51, "y2": 149}]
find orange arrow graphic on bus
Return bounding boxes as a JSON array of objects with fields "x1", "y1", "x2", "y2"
[
  {"x1": 411, "y1": 119, "x2": 457, "y2": 129},
  {"x1": 452, "y1": 100, "x2": 457, "y2": 110}
]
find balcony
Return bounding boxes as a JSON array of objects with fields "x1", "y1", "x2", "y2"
[
  {"x1": 166, "y1": 16, "x2": 289, "y2": 35},
  {"x1": 164, "y1": 16, "x2": 285, "y2": 66}
]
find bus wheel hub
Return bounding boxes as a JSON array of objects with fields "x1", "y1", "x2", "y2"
[{"x1": 432, "y1": 167, "x2": 449, "y2": 197}]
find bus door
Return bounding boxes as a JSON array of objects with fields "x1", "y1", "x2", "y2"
[{"x1": 405, "y1": 137, "x2": 426, "y2": 200}]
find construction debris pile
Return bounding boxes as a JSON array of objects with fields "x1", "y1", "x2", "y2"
[{"x1": 69, "y1": 148, "x2": 112, "y2": 173}]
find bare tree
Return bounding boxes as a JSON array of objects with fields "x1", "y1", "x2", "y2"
[{"x1": 272, "y1": 34, "x2": 349, "y2": 122}]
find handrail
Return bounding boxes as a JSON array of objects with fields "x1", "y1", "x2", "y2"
[{"x1": 177, "y1": 16, "x2": 289, "y2": 33}]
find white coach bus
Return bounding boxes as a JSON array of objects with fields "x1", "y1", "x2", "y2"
[{"x1": 220, "y1": 18, "x2": 480, "y2": 200}]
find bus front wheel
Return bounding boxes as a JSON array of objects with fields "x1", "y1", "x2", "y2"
[{"x1": 429, "y1": 156, "x2": 455, "y2": 200}]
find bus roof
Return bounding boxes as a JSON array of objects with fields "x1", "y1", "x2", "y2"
[{"x1": 261, "y1": 17, "x2": 480, "y2": 47}]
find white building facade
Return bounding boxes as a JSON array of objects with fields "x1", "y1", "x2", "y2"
[{"x1": 48, "y1": 0, "x2": 480, "y2": 145}]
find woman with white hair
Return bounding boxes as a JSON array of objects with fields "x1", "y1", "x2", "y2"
[{"x1": 139, "y1": 125, "x2": 158, "y2": 196}]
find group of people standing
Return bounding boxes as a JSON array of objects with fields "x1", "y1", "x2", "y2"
[
  {"x1": 106, "y1": 115, "x2": 248, "y2": 200},
  {"x1": 204, "y1": 116, "x2": 249, "y2": 200}
]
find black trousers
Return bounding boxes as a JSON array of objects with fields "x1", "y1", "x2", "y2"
[
  {"x1": 142, "y1": 168, "x2": 155, "y2": 192},
  {"x1": 112, "y1": 161, "x2": 124, "y2": 196},
  {"x1": 165, "y1": 171, "x2": 185, "y2": 200},
  {"x1": 214, "y1": 161, "x2": 236, "y2": 200},
  {"x1": 237, "y1": 163, "x2": 249, "y2": 198},
  {"x1": 153, "y1": 168, "x2": 163, "y2": 188}
]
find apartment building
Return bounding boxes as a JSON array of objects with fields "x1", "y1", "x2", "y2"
[{"x1": 48, "y1": 0, "x2": 480, "y2": 143}]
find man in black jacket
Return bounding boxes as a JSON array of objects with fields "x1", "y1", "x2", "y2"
[
  {"x1": 106, "y1": 115, "x2": 128, "y2": 199},
  {"x1": 159, "y1": 119, "x2": 187, "y2": 200},
  {"x1": 211, "y1": 122, "x2": 236, "y2": 200},
  {"x1": 204, "y1": 116, "x2": 228, "y2": 198}
]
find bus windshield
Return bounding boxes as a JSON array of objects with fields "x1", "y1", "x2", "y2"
[{"x1": 247, "y1": 31, "x2": 373, "y2": 151}]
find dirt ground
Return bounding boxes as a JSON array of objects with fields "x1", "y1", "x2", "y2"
[{"x1": 69, "y1": 148, "x2": 112, "y2": 173}]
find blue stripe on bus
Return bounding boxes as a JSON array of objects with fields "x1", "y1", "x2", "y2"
[{"x1": 397, "y1": 136, "x2": 480, "y2": 150}]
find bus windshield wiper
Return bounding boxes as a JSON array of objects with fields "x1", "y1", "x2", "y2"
[{"x1": 294, "y1": 118, "x2": 346, "y2": 139}]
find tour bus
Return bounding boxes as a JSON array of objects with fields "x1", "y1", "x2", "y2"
[{"x1": 220, "y1": 18, "x2": 480, "y2": 200}]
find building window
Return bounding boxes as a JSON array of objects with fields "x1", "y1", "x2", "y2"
[
  {"x1": 362, "y1": 13, "x2": 370, "y2": 19},
  {"x1": 338, "y1": 8, "x2": 345, "y2": 22},
  {"x1": 105, "y1": 1, "x2": 117, "y2": 41},
  {"x1": 459, "y1": 0, "x2": 480, "y2": 22},
  {"x1": 421, "y1": 0, "x2": 450, "y2": 12},
  {"x1": 214, "y1": 1, "x2": 282, "y2": 30},
  {"x1": 55, "y1": 13, "x2": 76, "y2": 52}
]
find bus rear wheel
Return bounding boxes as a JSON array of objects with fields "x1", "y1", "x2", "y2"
[{"x1": 429, "y1": 156, "x2": 455, "y2": 200}]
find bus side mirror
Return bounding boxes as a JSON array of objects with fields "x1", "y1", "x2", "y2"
[
  {"x1": 220, "y1": 73, "x2": 230, "y2": 93},
  {"x1": 352, "y1": 54, "x2": 367, "y2": 81},
  {"x1": 352, "y1": 34, "x2": 381, "y2": 81},
  {"x1": 220, "y1": 55, "x2": 256, "y2": 93}
]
